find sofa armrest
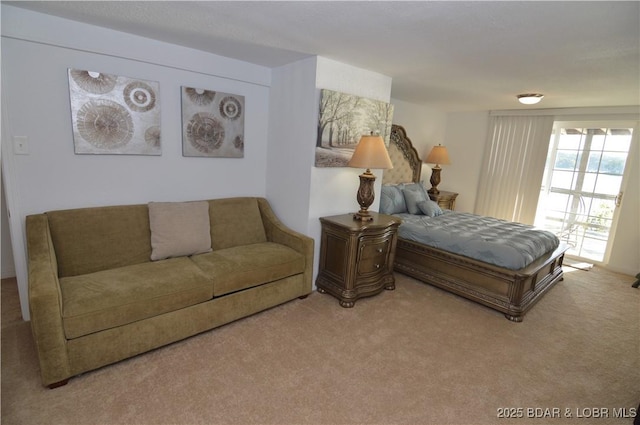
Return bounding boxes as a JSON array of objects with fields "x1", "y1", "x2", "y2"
[
  {"x1": 26, "y1": 214, "x2": 71, "y2": 387},
  {"x1": 257, "y1": 198, "x2": 314, "y2": 296}
]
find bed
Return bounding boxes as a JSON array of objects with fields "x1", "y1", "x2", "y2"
[{"x1": 383, "y1": 124, "x2": 568, "y2": 321}]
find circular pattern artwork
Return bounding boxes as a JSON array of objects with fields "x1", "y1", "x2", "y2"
[
  {"x1": 69, "y1": 68, "x2": 161, "y2": 155},
  {"x1": 186, "y1": 112, "x2": 225, "y2": 153},
  {"x1": 70, "y1": 70, "x2": 117, "y2": 94},
  {"x1": 185, "y1": 88, "x2": 216, "y2": 106},
  {"x1": 180, "y1": 86, "x2": 244, "y2": 157},
  {"x1": 76, "y1": 100, "x2": 134, "y2": 149},
  {"x1": 145, "y1": 126, "x2": 161, "y2": 148},
  {"x1": 233, "y1": 135, "x2": 244, "y2": 151},
  {"x1": 123, "y1": 81, "x2": 156, "y2": 112},
  {"x1": 219, "y1": 96, "x2": 242, "y2": 120}
]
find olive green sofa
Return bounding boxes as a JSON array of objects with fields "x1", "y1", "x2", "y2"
[{"x1": 26, "y1": 197, "x2": 313, "y2": 388}]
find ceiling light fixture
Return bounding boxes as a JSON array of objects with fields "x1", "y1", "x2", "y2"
[{"x1": 517, "y1": 93, "x2": 544, "y2": 105}]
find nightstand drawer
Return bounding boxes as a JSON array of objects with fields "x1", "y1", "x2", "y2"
[
  {"x1": 357, "y1": 237, "x2": 389, "y2": 274},
  {"x1": 359, "y1": 238, "x2": 390, "y2": 259},
  {"x1": 357, "y1": 257, "x2": 385, "y2": 275}
]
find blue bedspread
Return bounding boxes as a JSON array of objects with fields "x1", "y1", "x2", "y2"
[{"x1": 395, "y1": 211, "x2": 560, "y2": 270}]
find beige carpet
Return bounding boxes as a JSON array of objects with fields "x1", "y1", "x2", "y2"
[{"x1": 2, "y1": 267, "x2": 638, "y2": 425}]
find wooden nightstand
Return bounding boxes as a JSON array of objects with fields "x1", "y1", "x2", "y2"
[
  {"x1": 316, "y1": 212, "x2": 402, "y2": 307},
  {"x1": 428, "y1": 190, "x2": 458, "y2": 210}
]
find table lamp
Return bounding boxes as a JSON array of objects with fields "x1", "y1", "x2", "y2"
[
  {"x1": 348, "y1": 133, "x2": 393, "y2": 221},
  {"x1": 425, "y1": 144, "x2": 451, "y2": 194}
]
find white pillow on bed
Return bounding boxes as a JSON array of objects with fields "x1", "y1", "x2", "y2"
[
  {"x1": 418, "y1": 199, "x2": 444, "y2": 217},
  {"x1": 402, "y1": 183, "x2": 429, "y2": 215}
]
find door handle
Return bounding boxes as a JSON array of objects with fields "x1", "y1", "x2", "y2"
[{"x1": 615, "y1": 191, "x2": 623, "y2": 207}]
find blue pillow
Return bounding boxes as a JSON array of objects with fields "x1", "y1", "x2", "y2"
[
  {"x1": 402, "y1": 183, "x2": 429, "y2": 215},
  {"x1": 380, "y1": 185, "x2": 407, "y2": 214},
  {"x1": 417, "y1": 199, "x2": 444, "y2": 217}
]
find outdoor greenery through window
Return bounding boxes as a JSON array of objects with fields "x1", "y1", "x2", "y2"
[{"x1": 534, "y1": 125, "x2": 633, "y2": 262}]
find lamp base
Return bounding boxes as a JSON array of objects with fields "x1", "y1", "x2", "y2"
[
  {"x1": 428, "y1": 165, "x2": 442, "y2": 194},
  {"x1": 353, "y1": 210, "x2": 374, "y2": 221},
  {"x1": 353, "y1": 169, "x2": 376, "y2": 221}
]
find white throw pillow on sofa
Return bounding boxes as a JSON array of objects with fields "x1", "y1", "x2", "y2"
[{"x1": 148, "y1": 201, "x2": 212, "y2": 261}]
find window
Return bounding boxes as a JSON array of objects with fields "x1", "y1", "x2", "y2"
[{"x1": 534, "y1": 124, "x2": 633, "y2": 262}]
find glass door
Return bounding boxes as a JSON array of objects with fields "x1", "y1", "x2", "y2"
[{"x1": 534, "y1": 122, "x2": 635, "y2": 263}]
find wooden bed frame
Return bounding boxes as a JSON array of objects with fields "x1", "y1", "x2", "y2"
[{"x1": 385, "y1": 124, "x2": 568, "y2": 322}]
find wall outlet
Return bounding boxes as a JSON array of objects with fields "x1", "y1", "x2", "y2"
[{"x1": 13, "y1": 136, "x2": 29, "y2": 155}]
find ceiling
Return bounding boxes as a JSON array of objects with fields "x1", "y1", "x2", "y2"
[{"x1": 6, "y1": 1, "x2": 640, "y2": 111}]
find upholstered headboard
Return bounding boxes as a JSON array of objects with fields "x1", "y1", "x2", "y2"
[{"x1": 382, "y1": 124, "x2": 422, "y2": 185}]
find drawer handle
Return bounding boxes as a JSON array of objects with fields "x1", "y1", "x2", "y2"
[
  {"x1": 376, "y1": 248, "x2": 383, "y2": 253},
  {"x1": 375, "y1": 264, "x2": 381, "y2": 269}
]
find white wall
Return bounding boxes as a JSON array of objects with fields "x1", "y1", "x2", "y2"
[
  {"x1": 607, "y1": 128, "x2": 639, "y2": 275},
  {"x1": 269, "y1": 56, "x2": 393, "y2": 282},
  {"x1": 392, "y1": 99, "x2": 488, "y2": 212},
  {"x1": 308, "y1": 58, "x2": 392, "y2": 277},
  {"x1": 390, "y1": 101, "x2": 488, "y2": 213},
  {"x1": 267, "y1": 57, "x2": 318, "y2": 235},
  {"x1": 440, "y1": 111, "x2": 489, "y2": 213},
  {"x1": 594, "y1": 116, "x2": 639, "y2": 275},
  {"x1": 389, "y1": 99, "x2": 446, "y2": 187},
  {"x1": 1, "y1": 173, "x2": 16, "y2": 278},
  {"x1": 390, "y1": 99, "x2": 448, "y2": 159},
  {"x1": 1, "y1": 6, "x2": 273, "y2": 319},
  {"x1": 311, "y1": 58, "x2": 392, "y2": 219}
]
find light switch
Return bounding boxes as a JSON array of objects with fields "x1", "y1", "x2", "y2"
[{"x1": 13, "y1": 136, "x2": 29, "y2": 155}]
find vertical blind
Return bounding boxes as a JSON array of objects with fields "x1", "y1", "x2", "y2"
[{"x1": 475, "y1": 115, "x2": 554, "y2": 224}]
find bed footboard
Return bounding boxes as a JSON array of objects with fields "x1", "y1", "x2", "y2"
[{"x1": 394, "y1": 239, "x2": 569, "y2": 322}]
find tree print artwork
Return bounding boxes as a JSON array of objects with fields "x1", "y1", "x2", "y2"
[{"x1": 315, "y1": 89, "x2": 394, "y2": 167}]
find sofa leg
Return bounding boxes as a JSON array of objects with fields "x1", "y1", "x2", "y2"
[{"x1": 47, "y1": 379, "x2": 69, "y2": 389}]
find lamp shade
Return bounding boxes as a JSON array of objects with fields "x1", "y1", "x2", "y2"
[
  {"x1": 348, "y1": 134, "x2": 393, "y2": 170},
  {"x1": 425, "y1": 145, "x2": 451, "y2": 165}
]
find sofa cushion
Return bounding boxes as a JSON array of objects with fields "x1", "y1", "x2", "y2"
[
  {"x1": 47, "y1": 205, "x2": 152, "y2": 278},
  {"x1": 191, "y1": 242, "x2": 304, "y2": 296},
  {"x1": 208, "y1": 198, "x2": 267, "y2": 250},
  {"x1": 149, "y1": 201, "x2": 212, "y2": 261},
  {"x1": 60, "y1": 257, "x2": 213, "y2": 339}
]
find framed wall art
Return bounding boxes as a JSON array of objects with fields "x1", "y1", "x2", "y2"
[
  {"x1": 68, "y1": 68, "x2": 161, "y2": 155},
  {"x1": 181, "y1": 86, "x2": 245, "y2": 158},
  {"x1": 315, "y1": 89, "x2": 394, "y2": 167}
]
